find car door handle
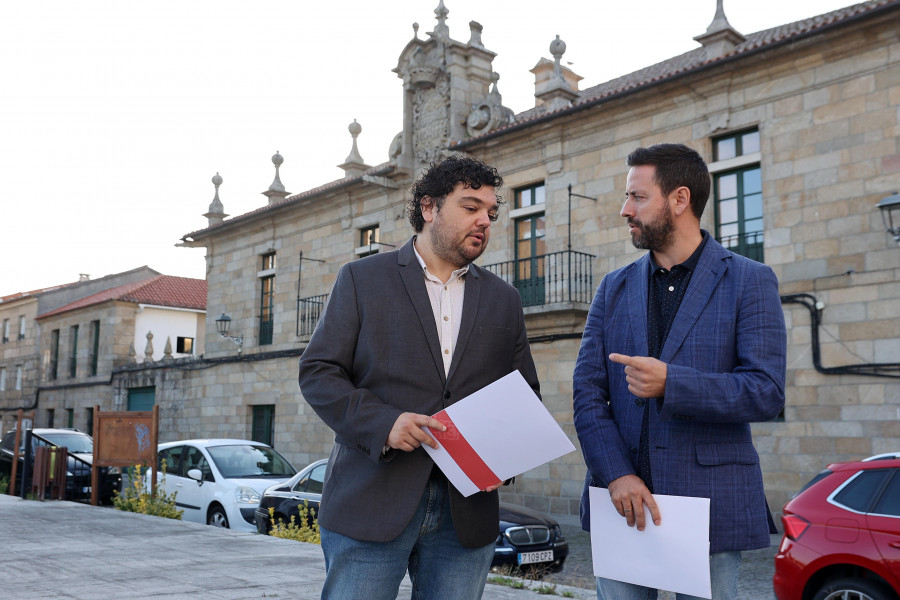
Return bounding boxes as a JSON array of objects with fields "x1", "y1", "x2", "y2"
[{"x1": 889, "y1": 542, "x2": 900, "y2": 549}]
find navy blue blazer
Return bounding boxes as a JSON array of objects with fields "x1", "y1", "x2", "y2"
[{"x1": 573, "y1": 235, "x2": 786, "y2": 553}]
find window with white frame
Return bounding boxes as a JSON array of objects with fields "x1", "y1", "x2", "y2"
[{"x1": 710, "y1": 129, "x2": 764, "y2": 262}]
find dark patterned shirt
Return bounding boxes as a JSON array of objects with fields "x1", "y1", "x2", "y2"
[{"x1": 637, "y1": 231, "x2": 709, "y2": 492}]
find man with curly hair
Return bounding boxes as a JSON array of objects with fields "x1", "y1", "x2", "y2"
[{"x1": 299, "y1": 154, "x2": 540, "y2": 600}]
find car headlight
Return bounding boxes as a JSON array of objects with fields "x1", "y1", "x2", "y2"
[
  {"x1": 106, "y1": 467, "x2": 121, "y2": 475},
  {"x1": 235, "y1": 486, "x2": 261, "y2": 504}
]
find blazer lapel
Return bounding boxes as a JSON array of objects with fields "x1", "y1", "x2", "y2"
[
  {"x1": 446, "y1": 265, "x2": 480, "y2": 384},
  {"x1": 659, "y1": 239, "x2": 729, "y2": 364},
  {"x1": 397, "y1": 238, "x2": 446, "y2": 383},
  {"x1": 625, "y1": 257, "x2": 650, "y2": 357}
]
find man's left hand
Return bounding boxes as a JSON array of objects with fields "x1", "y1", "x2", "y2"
[{"x1": 609, "y1": 353, "x2": 667, "y2": 398}]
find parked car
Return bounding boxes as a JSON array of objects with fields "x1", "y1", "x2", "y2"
[
  {"x1": 0, "y1": 428, "x2": 121, "y2": 504},
  {"x1": 153, "y1": 439, "x2": 296, "y2": 533},
  {"x1": 773, "y1": 452, "x2": 900, "y2": 600},
  {"x1": 255, "y1": 459, "x2": 569, "y2": 573}
]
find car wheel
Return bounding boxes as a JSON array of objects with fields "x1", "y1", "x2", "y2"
[
  {"x1": 207, "y1": 505, "x2": 230, "y2": 528},
  {"x1": 812, "y1": 577, "x2": 896, "y2": 600}
]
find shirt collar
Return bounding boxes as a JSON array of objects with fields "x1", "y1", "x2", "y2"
[
  {"x1": 649, "y1": 230, "x2": 710, "y2": 274},
  {"x1": 413, "y1": 238, "x2": 469, "y2": 283}
]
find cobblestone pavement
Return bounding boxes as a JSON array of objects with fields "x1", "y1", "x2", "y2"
[{"x1": 538, "y1": 515, "x2": 778, "y2": 599}]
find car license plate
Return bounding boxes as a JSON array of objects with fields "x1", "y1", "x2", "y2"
[{"x1": 518, "y1": 550, "x2": 553, "y2": 565}]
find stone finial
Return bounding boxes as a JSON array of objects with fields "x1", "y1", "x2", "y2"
[
  {"x1": 550, "y1": 35, "x2": 566, "y2": 80},
  {"x1": 203, "y1": 172, "x2": 228, "y2": 226},
  {"x1": 412, "y1": 22, "x2": 419, "y2": 39},
  {"x1": 262, "y1": 151, "x2": 291, "y2": 205},
  {"x1": 467, "y1": 21, "x2": 484, "y2": 48},
  {"x1": 693, "y1": 0, "x2": 746, "y2": 57},
  {"x1": 128, "y1": 344, "x2": 136, "y2": 363},
  {"x1": 338, "y1": 119, "x2": 370, "y2": 177},
  {"x1": 144, "y1": 331, "x2": 154, "y2": 362},
  {"x1": 163, "y1": 336, "x2": 173, "y2": 361},
  {"x1": 465, "y1": 72, "x2": 515, "y2": 137},
  {"x1": 431, "y1": 0, "x2": 449, "y2": 41}
]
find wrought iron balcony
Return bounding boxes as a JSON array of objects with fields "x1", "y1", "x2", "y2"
[
  {"x1": 297, "y1": 294, "x2": 329, "y2": 337},
  {"x1": 481, "y1": 250, "x2": 595, "y2": 308},
  {"x1": 716, "y1": 231, "x2": 764, "y2": 262}
]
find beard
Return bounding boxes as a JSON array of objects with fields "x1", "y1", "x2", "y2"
[
  {"x1": 430, "y1": 216, "x2": 488, "y2": 267},
  {"x1": 629, "y1": 202, "x2": 675, "y2": 252}
]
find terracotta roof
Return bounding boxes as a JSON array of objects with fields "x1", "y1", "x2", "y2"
[
  {"x1": 455, "y1": 0, "x2": 899, "y2": 147},
  {"x1": 0, "y1": 282, "x2": 76, "y2": 304},
  {"x1": 37, "y1": 275, "x2": 207, "y2": 320}
]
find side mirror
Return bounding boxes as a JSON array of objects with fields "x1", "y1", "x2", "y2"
[{"x1": 187, "y1": 468, "x2": 204, "y2": 483}]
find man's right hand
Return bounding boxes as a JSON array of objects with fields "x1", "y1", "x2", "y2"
[
  {"x1": 608, "y1": 474, "x2": 661, "y2": 531},
  {"x1": 386, "y1": 412, "x2": 446, "y2": 452}
]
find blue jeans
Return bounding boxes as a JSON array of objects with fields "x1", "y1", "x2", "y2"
[
  {"x1": 596, "y1": 550, "x2": 742, "y2": 600},
  {"x1": 320, "y1": 478, "x2": 495, "y2": 600}
]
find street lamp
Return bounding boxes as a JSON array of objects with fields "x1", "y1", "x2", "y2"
[
  {"x1": 215, "y1": 313, "x2": 243, "y2": 349},
  {"x1": 877, "y1": 192, "x2": 900, "y2": 246}
]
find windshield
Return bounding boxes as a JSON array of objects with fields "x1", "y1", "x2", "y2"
[
  {"x1": 35, "y1": 432, "x2": 94, "y2": 454},
  {"x1": 206, "y1": 444, "x2": 295, "y2": 478}
]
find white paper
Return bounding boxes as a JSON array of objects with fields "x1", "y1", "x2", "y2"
[
  {"x1": 422, "y1": 370, "x2": 576, "y2": 497},
  {"x1": 589, "y1": 486, "x2": 711, "y2": 599}
]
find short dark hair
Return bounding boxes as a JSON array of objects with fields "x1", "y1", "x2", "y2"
[
  {"x1": 407, "y1": 155, "x2": 503, "y2": 232},
  {"x1": 626, "y1": 144, "x2": 710, "y2": 219}
]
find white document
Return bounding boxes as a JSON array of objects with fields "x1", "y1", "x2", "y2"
[
  {"x1": 589, "y1": 486, "x2": 711, "y2": 599},
  {"x1": 422, "y1": 370, "x2": 576, "y2": 497}
]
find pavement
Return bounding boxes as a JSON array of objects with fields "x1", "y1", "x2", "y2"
[{"x1": 0, "y1": 493, "x2": 777, "y2": 599}]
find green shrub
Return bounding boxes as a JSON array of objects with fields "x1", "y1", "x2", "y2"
[
  {"x1": 267, "y1": 502, "x2": 320, "y2": 544},
  {"x1": 113, "y1": 463, "x2": 182, "y2": 520},
  {"x1": 0, "y1": 474, "x2": 8, "y2": 495}
]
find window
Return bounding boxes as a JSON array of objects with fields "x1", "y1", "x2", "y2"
[
  {"x1": 294, "y1": 463, "x2": 327, "y2": 495},
  {"x1": 356, "y1": 225, "x2": 381, "y2": 258},
  {"x1": 158, "y1": 446, "x2": 183, "y2": 475},
  {"x1": 0, "y1": 367, "x2": 5, "y2": 391},
  {"x1": 176, "y1": 336, "x2": 194, "y2": 354},
  {"x1": 832, "y1": 469, "x2": 890, "y2": 513},
  {"x1": 712, "y1": 129, "x2": 763, "y2": 262},
  {"x1": 872, "y1": 470, "x2": 900, "y2": 517},
  {"x1": 86, "y1": 407, "x2": 94, "y2": 436},
  {"x1": 2, "y1": 319, "x2": 8, "y2": 343},
  {"x1": 69, "y1": 324, "x2": 79, "y2": 378},
  {"x1": 66, "y1": 408, "x2": 74, "y2": 429},
  {"x1": 259, "y1": 252, "x2": 276, "y2": 346},
  {"x1": 17, "y1": 316, "x2": 25, "y2": 340},
  {"x1": 49, "y1": 329, "x2": 60, "y2": 381},
  {"x1": 15, "y1": 365, "x2": 22, "y2": 391},
  {"x1": 513, "y1": 183, "x2": 546, "y2": 307},
  {"x1": 46, "y1": 408, "x2": 55, "y2": 428},
  {"x1": 89, "y1": 320, "x2": 100, "y2": 376},
  {"x1": 127, "y1": 386, "x2": 155, "y2": 411},
  {"x1": 252, "y1": 404, "x2": 275, "y2": 446}
]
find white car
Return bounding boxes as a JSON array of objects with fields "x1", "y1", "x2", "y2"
[{"x1": 153, "y1": 439, "x2": 296, "y2": 532}]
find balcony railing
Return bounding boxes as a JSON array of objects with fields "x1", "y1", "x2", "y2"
[
  {"x1": 297, "y1": 294, "x2": 329, "y2": 337},
  {"x1": 716, "y1": 231, "x2": 764, "y2": 263},
  {"x1": 481, "y1": 250, "x2": 595, "y2": 308},
  {"x1": 295, "y1": 250, "x2": 595, "y2": 336}
]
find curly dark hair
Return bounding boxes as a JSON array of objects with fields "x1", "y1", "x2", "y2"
[
  {"x1": 407, "y1": 155, "x2": 504, "y2": 232},
  {"x1": 626, "y1": 143, "x2": 711, "y2": 219}
]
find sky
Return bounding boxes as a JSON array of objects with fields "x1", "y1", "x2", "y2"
[{"x1": 0, "y1": 0, "x2": 858, "y2": 296}]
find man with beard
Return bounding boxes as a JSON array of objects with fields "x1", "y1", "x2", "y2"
[
  {"x1": 573, "y1": 143, "x2": 786, "y2": 600},
  {"x1": 299, "y1": 154, "x2": 540, "y2": 600}
]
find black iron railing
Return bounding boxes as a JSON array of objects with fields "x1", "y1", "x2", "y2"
[
  {"x1": 481, "y1": 250, "x2": 595, "y2": 307},
  {"x1": 717, "y1": 231, "x2": 764, "y2": 262},
  {"x1": 297, "y1": 294, "x2": 329, "y2": 337}
]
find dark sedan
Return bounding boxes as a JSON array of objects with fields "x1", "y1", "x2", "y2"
[
  {"x1": 0, "y1": 428, "x2": 121, "y2": 504},
  {"x1": 255, "y1": 459, "x2": 568, "y2": 574}
]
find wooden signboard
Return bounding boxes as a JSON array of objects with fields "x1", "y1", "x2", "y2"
[{"x1": 91, "y1": 404, "x2": 159, "y2": 506}]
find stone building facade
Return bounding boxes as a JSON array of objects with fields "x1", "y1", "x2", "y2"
[{"x1": 131, "y1": 0, "x2": 900, "y2": 517}]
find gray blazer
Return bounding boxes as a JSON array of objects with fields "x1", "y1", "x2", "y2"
[{"x1": 298, "y1": 237, "x2": 540, "y2": 548}]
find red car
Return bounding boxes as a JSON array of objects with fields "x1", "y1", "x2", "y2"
[{"x1": 773, "y1": 453, "x2": 900, "y2": 600}]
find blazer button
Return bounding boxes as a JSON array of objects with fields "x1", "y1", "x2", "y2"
[
  {"x1": 635, "y1": 398, "x2": 645, "y2": 407},
  {"x1": 630, "y1": 446, "x2": 638, "y2": 454},
  {"x1": 444, "y1": 391, "x2": 451, "y2": 399}
]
